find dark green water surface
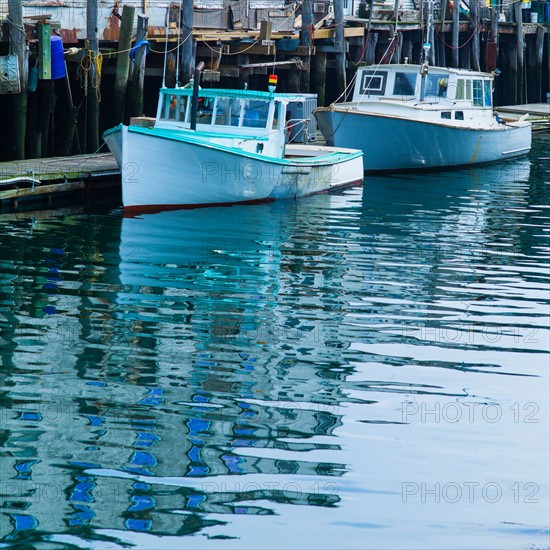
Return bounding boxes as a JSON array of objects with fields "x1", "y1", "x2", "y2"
[{"x1": 0, "y1": 136, "x2": 549, "y2": 549}]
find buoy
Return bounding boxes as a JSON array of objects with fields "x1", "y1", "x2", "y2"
[
  {"x1": 50, "y1": 36, "x2": 66, "y2": 79},
  {"x1": 268, "y1": 74, "x2": 278, "y2": 93}
]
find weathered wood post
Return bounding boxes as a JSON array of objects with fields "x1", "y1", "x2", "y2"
[
  {"x1": 113, "y1": 5, "x2": 136, "y2": 125},
  {"x1": 86, "y1": 0, "x2": 100, "y2": 152},
  {"x1": 535, "y1": 24, "x2": 544, "y2": 102},
  {"x1": 470, "y1": 0, "x2": 480, "y2": 71},
  {"x1": 8, "y1": 0, "x2": 28, "y2": 160},
  {"x1": 365, "y1": 32, "x2": 378, "y2": 64},
  {"x1": 312, "y1": 53, "x2": 327, "y2": 105},
  {"x1": 486, "y1": 7, "x2": 498, "y2": 72},
  {"x1": 180, "y1": 0, "x2": 195, "y2": 85},
  {"x1": 334, "y1": 0, "x2": 347, "y2": 100},
  {"x1": 452, "y1": 0, "x2": 459, "y2": 67},
  {"x1": 509, "y1": 39, "x2": 518, "y2": 104},
  {"x1": 300, "y1": 0, "x2": 313, "y2": 92},
  {"x1": 438, "y1": 0, "x2": 447, "y2": 67},
  {"x1": 513, "y1": 1, "x2": 524, "y2": 104},
  {"x1": 126, "y1": 13, "x2": 149, "y2": 121}
]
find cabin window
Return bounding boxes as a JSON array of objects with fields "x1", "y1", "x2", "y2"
[
  {"x1": 393, "y1": 72, "x2": 416, "y2": 95},
  {"x1": 484, "y1": 80, "x2": 492, "y2": 107},
  {"x1": 455, "y1": 111, "x2": 464, "y2": 120},
  {"x1": 441, "y1": 111, "x2": 451, "y2": 119},
  {"x1": 213, "y1": 97, "x2": 244, "y2": 127},
  {"x1": 359, "y1": 71, "x2": 387, "y2": 96},
  {"x1": 243, "y1": 99, "x2": 270, "y2": 128},
  {"x1": 197, "y1": 97, "x2": 215, "y2": 124},
  {"x1": 425, "y1": 75, "x2": 448, "y2": 98},
  {"x1": 272, "y1": 103, "x2": 281, "y2": 129},
  {"x1": 473, "y1": 80, "x2": 483, "y2": 106},
  {"x1": 160, "y1": 94, "x2": 188, "y2": 122},
  {"x1": 456, "y1": 79, "x2": 472, "y2": 100},
  {"x1": 177, "y1": 96, "x2": 188, "y2": 122}
]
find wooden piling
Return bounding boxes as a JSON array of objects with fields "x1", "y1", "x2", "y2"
[
  {"x1": 438, "y1": 0, "x2": 447, "y2": 68},
  {"x1": 365, "y1": 33, "x2": 378, "y2": 65},
  {"x1": 535, "y1": 24, "x2": 544, "y2": 103},
  {"x1": 470, "y1": 0, "x2": 480, "y2": 71},
  {"x1": 63, "y1": 64, "x2": 79, "y2": 156},
  {"x1": 300, "y1": 0, "x2": 313, "y2": 92},
  {"x1": 113, "y1": 5, "x2": 136, "y2": 125},
  {"x1": 514, "y1": 1, "x2": 524, "y2": 104},
  {"x1": 126, "y1": 13, "x2": 149, "y2": 121},
  {"x1": 312, "y1": 52, "x2": 327, "y2": 106},
  {"x1": 180, "y1": 0, "x2": 195, "y2": 85},
  {"x1": 86, "y1": 0, "x2": 100, "y2": 153},
  {"x1": 333, "y1": 0, "x2": 346, "y2": 100},
  {"x1": 39, "y1": 80, "x2": 55, "y2": 157},
  {"x1": 8, "y1": 0, "x2": 28, "y2": 160},
  {"x1": 486, "y1": 7, "x2": 498, "y2": 72},
  {"x1": 509, "y1": 39, "x2": 518, "y2": 104},
  {"x1": 452, "y1": 0, "x2": 459, "y2": 68}
]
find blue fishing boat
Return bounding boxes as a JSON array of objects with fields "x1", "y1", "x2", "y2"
[
  {"x1": 315, "y1": 9, "x2": 532, "y2": 173},
  {"x1": 103, "y1": 74, "x2": 363, "y2": 213}
]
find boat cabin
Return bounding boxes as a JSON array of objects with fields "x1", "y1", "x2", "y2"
[
  {"x1": 154, "y1": 88, "x2": 315, "y2": 159},
  {"x1": 352, "y1": 65, "x2": 494, "y2": 110}
]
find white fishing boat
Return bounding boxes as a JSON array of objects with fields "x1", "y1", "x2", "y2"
[
  {"x1": 103, "y1": 73, "x2": 363, "y2": 213},
  {"x1": 315, "y1": 38, "x2": 532, "y2": 172}
]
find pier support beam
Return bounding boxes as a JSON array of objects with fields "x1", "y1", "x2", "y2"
[
  {"x1": 86, "y1": 0, "x2": 100, "y2": 153},
  {"x1": 333, "y1": 0, "x2": 346, "y2": 100},
  {"x1": 126, "y1": 13, "x2": 149, "y2": 122},
  {"x1": 180, "y1": 0, "x2": 195, "y2": 85},
  {"x1": 113, "y1": 5, "x2": 135, "y2": 125},
  {"x1": 535, "y1": 24, "x2": 544, "y2": 102},
  {"x1": 8, "y1": 0, "x2": 28, "y2": 160},
  {"x1": 452, "y1": 0, "x2": 459, "y2": 68},
  {"x1": 312, "y1": 52, "x2": 327, "y2": 106},
  {"x1": 514, "y1": 1, "x2": 524, "y2": 104},
  {"x1": 300, "y1": 0, "x2": 313, "y2": 92},
  {"x1": 470, "y1": 0, "x2": 480, "y2": 71}
]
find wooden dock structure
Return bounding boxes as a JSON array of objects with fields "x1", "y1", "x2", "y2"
[{"x1": 0, "y1": 153, "x2": 120, "y2": 212}]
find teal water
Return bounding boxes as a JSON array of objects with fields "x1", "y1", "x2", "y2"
[{"x1": 0, "y1": 137, "x2": 549, "y2": 549}]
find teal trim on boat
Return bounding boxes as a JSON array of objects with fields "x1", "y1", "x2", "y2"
[
  {"x1": 128, "y1": 125, "x2": 362, "y2": 165},
  {"x1": 102, "y1": 124, "x2": 122, "y2": 139},
  {"x1": 159, "y1": 87, "x2": 294, "y2": 101}
]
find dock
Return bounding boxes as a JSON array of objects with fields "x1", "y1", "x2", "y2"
[
  {"x1": 497, "y1": 103, "x2": 550, "y2": 132},
  {"x1": 0, "y1": 153, "x2": 120, "y2": 212}
]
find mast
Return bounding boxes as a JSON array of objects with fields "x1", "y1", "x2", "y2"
[{"x1": 420, "y1": 0, "x2": 433, "y2": 101}]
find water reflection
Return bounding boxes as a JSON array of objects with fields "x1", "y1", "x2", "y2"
[{"x1": 0, "y1": 147, "x2": 548, "y2": 548}]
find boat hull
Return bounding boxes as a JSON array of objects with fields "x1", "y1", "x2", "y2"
[
  {"x1": 315, "y1": 108, "x2": 532, "y2": 172},
  {"x1": 104, "y1": 125, "x2": 363, "y2": 212}
]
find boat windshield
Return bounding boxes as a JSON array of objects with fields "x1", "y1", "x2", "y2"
[
  {"x1": 213, "y1": 97, "x2": 244, "y2": 126},
  {"x1": 393, "y1": 72, "x2": 417, "y2": 96},
  {"x1": 242, "y1": 99, "x2": 271, "y2": 128},
  {"x1": 158, "y1": 93, "x2": 273, "y2": 128},
  {"x1": 425, "y1": 74, "x2": 449, "y2": 99}
]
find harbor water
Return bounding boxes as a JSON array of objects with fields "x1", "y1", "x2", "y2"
[{"x1": 0, "y1": 136, "x2": 549, "y2": 549}]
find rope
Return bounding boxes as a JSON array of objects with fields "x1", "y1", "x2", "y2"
[
  {"x1": 435, "y1": 25, "x2": 479, "y2": 49},
  {"x1": 77, "y1": 44, "x2": 103, "y2": 101}
]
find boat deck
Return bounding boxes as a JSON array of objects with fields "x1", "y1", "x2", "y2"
[{"x1": 0, "y1": 153, "x2": 120, "y2": 213}]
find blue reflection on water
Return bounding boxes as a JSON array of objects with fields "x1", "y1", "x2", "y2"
[{"x1": 0, "y1": 138, "x2": 549, "y2": 548}]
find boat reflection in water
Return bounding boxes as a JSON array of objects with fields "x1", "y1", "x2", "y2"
[{"x1": 0, "y1": 152, "x2": 547, "y2": 549}]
